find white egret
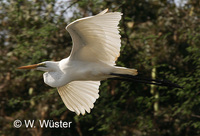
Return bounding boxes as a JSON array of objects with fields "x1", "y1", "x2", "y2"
[{"x1": 18, "y1": 9, "x2": 181, "y2": 115}]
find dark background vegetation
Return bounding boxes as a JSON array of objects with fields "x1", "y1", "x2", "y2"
[{"x1": 0, "y1": 0, "x2": 200, "y2": 135}]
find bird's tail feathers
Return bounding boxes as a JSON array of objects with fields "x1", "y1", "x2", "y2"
[
  {"x1": 110, "y1": 68, "x2": 182, "y2": 89},
  {"x1": 112, "y1": 67, "x2": 138, "y2": 76}
]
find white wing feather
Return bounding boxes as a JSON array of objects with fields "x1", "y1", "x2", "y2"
[
  {"x1": 66, "y1": 9, "x2": 122, "y2": 66},
  {"x1": 57, "y1": 81, "x2": 100, "y2": 115}
]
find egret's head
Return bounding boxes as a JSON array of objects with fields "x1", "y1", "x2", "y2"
[{"x1": 18, "y1": 61, "x2": 58, "y2": 72}]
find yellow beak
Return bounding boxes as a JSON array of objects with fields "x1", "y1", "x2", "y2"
[{"x1": 18, "y1": 63, "x2": 43, "y2": 69}]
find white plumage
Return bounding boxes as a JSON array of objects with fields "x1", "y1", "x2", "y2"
[
  {"x1": 58, "y1": 81, "x2": 100, "y2": 115},
  {"x1": 18, "y1": 9, "x2": 138, "y2": 115},
  {"x1": 66, "y1": 9, "x2": 121, "y2": 65}
]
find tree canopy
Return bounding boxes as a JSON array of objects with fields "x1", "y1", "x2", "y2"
[{"x1": 0, "y1": 0, "x2": 200, "y2": 135}]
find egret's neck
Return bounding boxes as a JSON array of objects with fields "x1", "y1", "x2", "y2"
[{"x1": 59, "y1": 58, "x2": 70, "y2": 70}]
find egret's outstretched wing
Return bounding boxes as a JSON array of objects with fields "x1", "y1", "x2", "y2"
[
  {"x1": 66, "y1": 9, "x2": 122, "y2": 66},
  {"x1": 57, "y1": 81, "x2": 100, "y2": 115}
]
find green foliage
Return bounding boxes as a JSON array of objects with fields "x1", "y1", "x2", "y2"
[{"x1": 0, "y1": 0, "x2": 200, "y2": 136}]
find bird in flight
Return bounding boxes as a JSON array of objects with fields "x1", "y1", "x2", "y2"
[{"x1": 18, "y1": 9, "x2": 181, "y2": 115}]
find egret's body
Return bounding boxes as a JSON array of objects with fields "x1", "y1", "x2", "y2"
[
  {"x1": 18, "y1": 9, "x2": 181, "y2": 115},
  {"x1": 42, "y1": 59, "x2": 117, "y2": 87}
]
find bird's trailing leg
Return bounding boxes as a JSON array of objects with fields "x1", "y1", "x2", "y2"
[{"x1": 109, "y1": 73, "x2": 183, "y2": 89}]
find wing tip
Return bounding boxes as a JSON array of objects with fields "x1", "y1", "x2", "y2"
[
  {"x1": 98, "y1": 9, "x2": 123, "y2": 17},
  {"x1": 97, "y1": 8, "x2": 109, "y2": 15}
]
